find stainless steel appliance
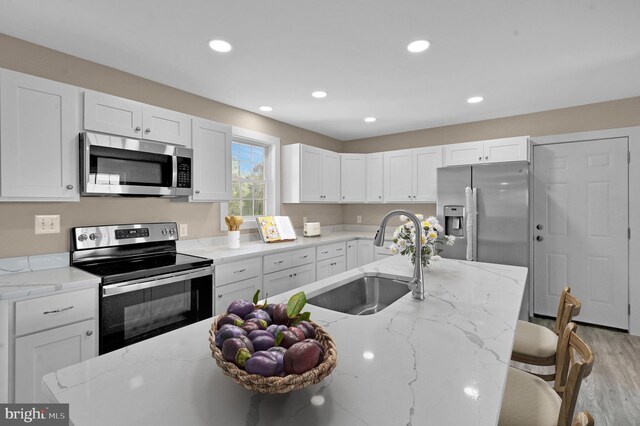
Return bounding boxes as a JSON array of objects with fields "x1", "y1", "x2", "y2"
[
  {"x1": 80, "y1": 131, "x2": 193, "y2": 197},
  {"x1": 437, "y1": 162, "x2": 530, "y2": 319},
  {"x1": 70, "y1": 222, "x2": 213, "y2": 354}
]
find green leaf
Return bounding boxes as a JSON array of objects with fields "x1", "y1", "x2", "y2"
[
  {"x1": 287, "y1": 291, "x2": 307, "y2": 318},
  {"x1": 252, "y1": 289, "x2": 260, "y2": 305},
  {"x1": 292, "y1": 311, "x2": 311, "y2": 325},
  {"x1": 274, "y1": 331, "x2": 283, "y2": 346}
]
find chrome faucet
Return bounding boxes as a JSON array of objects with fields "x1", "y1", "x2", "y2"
[{"x1": 373, "y1": 210, "x2": 425, "y2": 301}]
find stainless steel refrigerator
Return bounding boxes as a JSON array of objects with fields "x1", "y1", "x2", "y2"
[{"x1": 436, "y1": 162, "x2": 530, "y2": 320}]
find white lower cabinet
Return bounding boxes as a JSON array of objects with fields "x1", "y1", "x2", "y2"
[
  {"x1": 346, "y1": 240, "x2": 358, "y2": 270},
  {"x1": 316, "y1": 256, "x2": 346, "y2": 281},
  {"x1": 214, "y1": 276, "x2": 261, "y2": 315},
  {"x1": 263, "y1": 264, "x2": 315, "y2": 298},
  {"x1": 14, "y1": 319, "x2": 96, "y2": 402},
  {"x1": 357, "y1": 240, "x2": 374, "y2": 267}
]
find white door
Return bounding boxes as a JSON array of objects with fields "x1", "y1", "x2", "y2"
[
  {"x1": 14, "y1": 319, "x2": 96, "y2": 402},
  {"x1": 300, "y1": 145, "x2": 322, "y2": 202},
  {"x1": 357, "y1": 240, "x2": 374, "y2": 266},
  {"x1": 533, "y1": 138, "x2": 629, "y2": 329},
  {"x1": 346, "y1": 241, "x2": 358, "y2": 270},
  {"x1": 142, "y1": 105, "x2": 191, "y2": 146},
  {"x1": 443, "y1": 141, "x2": 484, "y2": 166},
  {"x1": 414, "y1": 147, "x2": 442, "y2": 202},
  {"x1": 83, "y1": 91, "x2": 143, "y2": 138},
  {"x1": 341, "y1": 154, "x2": 366, "y2": 203},
  {"x1": 1, "y1": 70, "x2": 79, "y2": 199},
  {"x1": 322, "y1": 151, "x2": 341, "y2": 202},
  {"x1": 384, "y1": 150, "x2": 414, "y2": 202},
  {"x1": 366, "y1": 153, "x2": 384, "y2": 203},
  {"x1": 484, "y1": 136, "x2": 529, "y2": 163},
  {"x1": 214, "y1": 277, "x2": 261, "y2": 315},
  {"x1": 191, "y1": 118, "x2": 232, "y2": 201}
]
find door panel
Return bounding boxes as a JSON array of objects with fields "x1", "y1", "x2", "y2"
[
  {"x1": 300, "y1": 146, "x2": 322, "y2": 202},
  {"x1": 384, "y1": 150, "x2": 414, "y2": 202},
  {"x1": 191, "y1": 118, "x2": 231, "y2": 201},
  {"x1": 340, "y1": 154, "x2": 366, "y2": 202},
  {"x1": 366, "y1": 153, "x2": 384, "y2": 202},
  {"x1": 414, "y1": 147, "x2": 442, "y2": 202},
  {"x1": 322, "y1": 151, "x2": 341, "y2": 202},
  {"x1": 533, "y1": 138, "x2": 629, "y2": 329}
]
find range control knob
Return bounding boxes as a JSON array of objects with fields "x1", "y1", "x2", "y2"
[
  {"x1": 162, "y1": 229, "x2": 168, "y2": 235},
  {"x1": 89, "y1": 233, "x2": 99, "y2": 241},
  {"x1": 77, "y1": 234, "x2": 88, "y2": 242},
  {"x1": 169, "y1": 228, "x2": 176, "y2": 235}
]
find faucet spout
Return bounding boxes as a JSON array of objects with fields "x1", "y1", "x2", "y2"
[{"x1": 373, "y1": 210, "x2": 425, "y2": 301}]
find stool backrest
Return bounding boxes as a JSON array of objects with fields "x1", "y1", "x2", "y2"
[{"x1": 554, "y1": 287, "x2": 582, "y2": 335}]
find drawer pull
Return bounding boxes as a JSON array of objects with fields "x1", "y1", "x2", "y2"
[
  {"x1": 336, "y1": 248, "x2": 343, "y2": 251},
  {"x1": 233, "y1": 269, "x2": 246, "y2": 274},
  {"x1": 86, "y1": 330, "x2": 93, "y2": 336},
  {"x1": 274, "y1": 260, "x2": 284, "y2": 264},
  {"x1": 43, "y1": 305, "x2": 74, "y2": 315},
  {"x1": 321, "y1": 251, "x2": 329, "y2": 254},
  {"x1": 300, "y1": 255, "x2": 308, "y2": 259},
  {"x1": 293, "y1": 273, "x2": 297, "y2": 277}
]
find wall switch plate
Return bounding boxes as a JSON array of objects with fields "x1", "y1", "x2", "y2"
[
  {"x1": 35, "y1": 215, "x2": 60, "y2": 234},
  {"x1": 179, "y1": 224, "x2": 188, "y2": 237},
  {"x1": 357, "y1": 216, "x2": 362, "y2": 224},
  {"x1": 303, "y1": 217, "x2": 307, "y2": 224}
]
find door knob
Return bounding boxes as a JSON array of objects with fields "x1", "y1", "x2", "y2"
[
  {"x1": 86, "y1": 330, "x2": 93, "y2": 336},
  {"x1": 66, "y1": 184, "x2": 74, "y2": 190},
  {"x1": 478, "y1": 156, "x2": 482, "y2": 161},
  {"x1": 485, "y1": 156, "x2": 489, "y2": 160},
  {"x1": 536, "y1": 224, "x2": 543, "y2": 230},
  {"x1": 218, "y1": 294, "x2": 223, "y2": 298},
  {"x1": 145, "y1": 128, "x2": 151, "y2": 133},
  {"x1": 536, "y1": 236, "x2": 544, "y2": 241},
  {"x1": 134, "y1": 126, "x2": 141, "y2": 132}
]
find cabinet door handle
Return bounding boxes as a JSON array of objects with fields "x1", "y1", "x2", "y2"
[
  {"x1": 86, "y1": 330, "x2": 93, "y2": 336},
  {"x1": 478, "y1": 156, "x2": 482, "y2": 161},
  {"x1": 485, "y1": 156, "x2": 489, "y2": 160},
  {"x1": 274, "y1": 260, "x2": 284, "y2": 264},
  {"x1": 300, "y1": 255, "x2": 308, "y2": 259},
  {"x1": 321, "y1": 251, "x2": 329, "y2": 254},
  {"x1": 336, "y1": 248, "x2": 343, "y2": 251},
  {"x1": 195, "y1": 190, "x2": 200, "y2": 194},
  {"x1": 66, "y1": 184, "x2": 74, "y2": 190},
  {"x1": 145, "y1": 128, "x2": 151, "y2": 133},
  {"x1": 43, "y1": 305, "x2": 74, "y2": 315},
  {"x1": 233, "y1": 268, "x2": 246, "y2": 274},
  {"x1": 134, "y1": 126, "x2": 141, "y2": 132},
  {"x1": 218, "y1": 294, "x2": 223, "y2": 298},
  {"x1": 408, "y1": 195, "x2": 412, "y2": 198},
  {"x1": 289, "y1": 274, "x2": 293, "y2": 278},
  {"x1": 293, "y1": 273, "x2": 297, "y2": 277}
]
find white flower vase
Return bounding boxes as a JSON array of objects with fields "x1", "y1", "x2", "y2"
[{"x1": 227, "y1": 231, "x2": 240, "y2": 249}]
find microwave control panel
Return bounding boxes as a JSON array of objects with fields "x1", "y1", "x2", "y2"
[{"x1": 176, "y1": 157, "x2": 191, "y2": 188}]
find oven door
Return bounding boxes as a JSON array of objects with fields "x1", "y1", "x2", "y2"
[{"x1": 100, "y1": 266, "x2": 213, "y2": 355}]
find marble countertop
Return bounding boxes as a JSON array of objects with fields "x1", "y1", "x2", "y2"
[
  {"x1": 179, "y1": 231, "x2": 381, "y2": 264},
  {"x1": 0, "y1": 267, "x2": 99, "y2": 300},
  {"x1": 43, "y1": 256, "x2": 527, "y2": 426}
]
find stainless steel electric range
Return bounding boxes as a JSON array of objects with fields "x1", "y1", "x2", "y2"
[{"x1": 70, "y1": 222, "x2": 213, "y2": 355}]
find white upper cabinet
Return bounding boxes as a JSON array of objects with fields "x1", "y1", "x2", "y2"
[
  {"x1": 383, "y1": 149, "x2": 414, "y2": 202},
  {"x1": 340, "y1": 154, "x2": 366, "y2": 203},
  {"x1": 84, "y1": 91, "x2": 191, "y2": 146},
  {"x1": 383, "y1": 146, "x2": 442, "y2": 203},
  {"x1": 444, "y1": 136, "x2": 529, "y2": 166},
  {"x1": 282, "y1": 144, "x2": 341, "y2": 203},
  {"x1": 414, "y1": 147, "x2": 442, "y2": 202},
  {"x1": 191, "y1": 118, "x2": 232, "y2": 202},
  {"x1": 366, "y1": 153, "x2": 384, "y2": 203},
  {"x1": 443, "y1": 141, "x2": 484, "y2": 166},
  {"x1": 0, "y1": 69, "x2": 80, "y2": 201}
]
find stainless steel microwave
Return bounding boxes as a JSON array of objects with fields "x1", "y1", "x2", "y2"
[{"x1": 80, "y1": 131, "x2": 193, "y2": 197}]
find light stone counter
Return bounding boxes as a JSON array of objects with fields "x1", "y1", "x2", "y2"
[
  {"x1": 43, "y1": 256, "x2": 527, "y2": 426},
  {"x1": 0, "y1": 267, "x2": 99, "y2": 300}
]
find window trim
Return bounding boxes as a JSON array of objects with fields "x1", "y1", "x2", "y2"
[{"x1": 220, "y1": 127, "x2": 280, "y2": 231}]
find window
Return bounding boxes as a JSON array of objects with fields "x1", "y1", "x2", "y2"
[
  {"x1": 229, "y1": 142, "x2": 266, "y2": 217},
  {"x1": 220, "y1": 127, "x2": 280, "y2": 230}
]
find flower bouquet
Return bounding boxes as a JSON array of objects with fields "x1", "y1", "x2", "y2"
[{"x1": 389, "y1": 215, "x2": 455, "y2": 267}]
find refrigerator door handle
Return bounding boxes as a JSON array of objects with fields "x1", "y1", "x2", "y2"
[
  {"x1": 472, "y1": 188, "x2": 478, "y2": 261},
  {"x1": 465, "y1": 187, "x2": 474, "y2": 261}
]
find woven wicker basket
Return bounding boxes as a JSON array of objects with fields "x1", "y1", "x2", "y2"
[{"x1": 209, "y1": 317, "x2": 337, "y2": 393}]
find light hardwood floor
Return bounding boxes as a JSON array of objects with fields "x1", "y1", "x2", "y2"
[{"x1": 527, "y1": 317, "x2": 640, "y2": 425}]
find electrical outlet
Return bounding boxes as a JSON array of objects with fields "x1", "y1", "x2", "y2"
[
  {"x1": 179, "y1": 224, "x2": 188, "y2": 237},
  {"x1": 357, "y1": 215, "x2": 362, "y2": 224},
  {"x1": 35, "y1": 215, "x2": 60, "y2": 234},
  {"x1": 303, "y1": 217, "x2": 307, "y2": 224}
]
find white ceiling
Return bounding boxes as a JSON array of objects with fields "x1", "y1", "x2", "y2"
[{"x1": 1, "y1": 1, "x2": 640, "y2": 141}]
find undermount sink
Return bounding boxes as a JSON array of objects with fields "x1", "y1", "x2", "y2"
[{"x1": 307, "y1": 274, "x2": 411, "y2": 315}]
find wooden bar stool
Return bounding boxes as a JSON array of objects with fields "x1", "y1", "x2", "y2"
[
  {"x1": 499, "y1": 322, "x2": 594, "y2": 426},
  {"x1": 512, "y1": 287, "x2": 581, "y2": 381}
]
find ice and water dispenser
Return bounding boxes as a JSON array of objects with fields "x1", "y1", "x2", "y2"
[{"x1": 443, "y1": 206, "x2": 465, "y2": 238}]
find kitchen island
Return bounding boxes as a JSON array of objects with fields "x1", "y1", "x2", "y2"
[{"x1": 42, "y1": 256, "x2": 527, "y2": 426}]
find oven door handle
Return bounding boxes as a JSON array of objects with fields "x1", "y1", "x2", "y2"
[{"x1": 102, "y1": 266, "x2": 213, "y2": 297}]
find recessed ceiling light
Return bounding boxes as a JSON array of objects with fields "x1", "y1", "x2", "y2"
[
  {"x1": 364, "y1": 117, "x2": 377, "y2": 123},
  {"x1": 467, "y1": 96, "x2": 484, "y2": 104},
  {"x1": 312, "y1": 91, "x2": 327, "y2": 98},
  {"x1": 259, "y1": 106, "x2": 273, "y2": 112},
  {"x1": 208, "y1": 39, "x2": 232, "y2": 53},
  {"x1": 407, "y1": 40, "x2": 431, "y2": 53}
]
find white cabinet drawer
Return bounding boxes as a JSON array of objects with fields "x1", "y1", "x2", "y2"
[
  {"x1": 263, "y1": 252, "x2": 293, "y2": 274},
  {"x1": 290, "y1": 247, "x2": 315, "y2": 267},
  {"x1": 15, "y1": 288, "x2": 96, "y2": 337},
  {"x1": 215, "y1": 257, "x2": 262, "y2": 287},
  {"x1": 316, "y1": 242, "x2": 346, "y2": 261}
]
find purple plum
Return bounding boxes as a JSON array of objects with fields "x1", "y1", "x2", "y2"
[
  {"x1": 284, "y1": 341, "x2": 322, "y2": 374},
  {"x1": 244, "y1": 309, "x2": 272, "y2": 325},
  {"x1": 244, "y1": 318, "x2": 268, "y2": 330},
  {"x1": 278, "y1": 330, "x2": 300, "y2": 349},
  {"x1": 266, "y1": 324, "x2": 287, "y2": 337},
  {"x1": 221, "y1": 337, "x2": 252, "y2": 367},
  {"x1": 215, "y1": 325, "x2": 247, "y2": 348},
  {"x1": 227, "y1": 299, "x2": 255, "y2": 319},
  {"x1": 296, "y1": 321, "x2": 316, "y2": 339},
  {"x1": 244, "y1": 351, "x2": 280, "y2": 377},
  {"x1": 251, "y1": 334, "x2": 275, "y2": 351},
  {"x1": 217, "y1": 313, "x2": 243, "y2": 329},
  {"x1": 262, "y1": 303, "x2": 276, "y2": 318},
  {"x1": 241, "y1": 321, "x2": 261, "y2": 334},
  {"x1": 267, "y1": 347, "x2": 286, "y2": 376},
  {"x1": 273, "y1": 303, "x2": 289, "y2": 325}
]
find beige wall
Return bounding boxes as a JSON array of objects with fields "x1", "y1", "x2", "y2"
[
  {"x1": 340, "y1": 96, "x2": 640, "y2": 226},
  {"x1": 0, "y1": 34, "x2": 343, "y2": 257}
]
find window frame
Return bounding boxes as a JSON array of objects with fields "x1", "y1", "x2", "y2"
[{"x1": 220, "y1": 127, "x2": 280, "y2": 231}]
